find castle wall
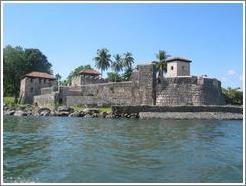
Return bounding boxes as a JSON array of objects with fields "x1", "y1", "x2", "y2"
[
  {"x1": 32, "y1": 63, "x2": 225, "y2": 108},
  {"x1": 71, "y1": 76, "x2": 107, "y2": 86},
  {"x1": 33, "y1": 93, "x2": 59, "y2": 109},
  {"x1": 59, "y1": 81, "x2": 134, "y2": 106},
  {"x1": 19, "y1": 77, "x2": 57, "y2": 104},
  {"x1": 156, "y1": 76, "x2": 225, "y2": 106}
]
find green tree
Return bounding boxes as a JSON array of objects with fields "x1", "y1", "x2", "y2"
[
  {"x1": 94, "y1": 48, "x2": 111, "y2": 76},
  {"x1": 24, "y1": 48, "x2": 52, "y2": 74},
  {"x1": 3, "y1": 45, "x2": 53, "y2": 100},
  {"x1": 123, "y1": 52, "x2": 134, "y2": 69},
  {"x1": 122, "y1": 52, "x2": 134, "y2": 81},
  {"x1": 107, "y1": 72, "x2": 122, "y2": 82},
  {"x1": 111, "y1": 54, "x2": 124, "y2": 82},
  {"x1": 111, "y1": 54, "x2": 123, "y2": 73},
  {"x1": 222, "y1": 87, "x2": 243, "y2": 105},
  {"x1": 155, "y1": 50, "x2": 170, "y2": 81},
  {"x1": 122, "y1": 67, "x2": 133, "y2": 81}
]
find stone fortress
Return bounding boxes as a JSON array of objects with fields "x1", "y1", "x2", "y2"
[{"x1": 19, "y1": 57, "x2": 226, "y2": 108}]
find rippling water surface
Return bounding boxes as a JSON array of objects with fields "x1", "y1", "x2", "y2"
[{"x1": 3, "y1": 116, "x2": 243, "y2": 183}]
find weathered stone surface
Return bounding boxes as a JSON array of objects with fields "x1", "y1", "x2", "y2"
[
  {"x1": 69, "y1": 111, "x2": 82, "y2": 117},
  {"x1": 4, "y1": 110, "x2": 15, "y2": 116},
  {"x1": 139, "y1": 112, "x2": 243, "y2": 120},
  {"x1": 57, "y1": 106, "x2": 74, "y2": 113},
  {"x1": 156, "y1": 76, "x2": 225, "y2": 106},
  {"x1": 112, "y1": 105, "x2": 243, "y2": 115},
  {"x1": 37, "y1": 107, "x2": 51, "y2": 116},
  {"x1": 21, "y1": 63, "x2": 227, "y2": 109},
  {"x1": 14, "y1": 110, "x2": 27, "y2": 116},
  {"x1": 56, "y1": 111, "x2": 70, "y2": 117}
]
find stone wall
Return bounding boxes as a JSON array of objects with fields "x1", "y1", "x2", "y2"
[
  {"x1": 66, "y1": 96, "x2": 111, "y2": 107},
  {"x1": 19, "y1": 77, "x2": 57, "y2": 104},
  {"x1": 112, "y1": 105, "x2": 243, "y2": 115},
  {"x1": 156, "y1": 76, "x2": 225, "y2": 106},
  {"x1": 71, "y1": 76, "x2": 107, "y2": 86},
  {"x1": 135, "y1": 63, "x2": 156, "y2": 105},
  {"x1": 33, "y1": 93, "x2": 59, "y2": 109},
  {"x1": 61, "y1": 81, "x2": 134, "y2": 106},
  {"x1": 32, "y1": 63, "x2": 226, "y2": 108}
]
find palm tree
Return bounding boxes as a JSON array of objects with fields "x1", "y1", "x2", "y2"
[
  {"x1": 155, "y1": 50, "x2": 170, "y2": 81},
  {"x1": 94, "y1": 48, "x2": 111, "y2": 77},
  {"x1": 122, "y1": 52, "x2": 135, "y2": 81},
  {"x1": 111, "y1": 54, "x2": 123, "y2": 82},
  {"x1": 123, "y1": 52, "x2": 134, "y2": 69},
  {"x1": 111, "y1": 54, "x2": 123, "y2": 73}
]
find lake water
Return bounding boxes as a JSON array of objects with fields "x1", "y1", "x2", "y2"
[{"x1": 3, "y1": 116, "x2": 243, "y2": 183}]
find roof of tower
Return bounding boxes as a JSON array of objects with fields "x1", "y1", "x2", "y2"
[
  {"x1": 24, "y1": 71, "x2": 56, "y2": 79},
  {"x1": 166, "y1": 57, "x2": 192, "y2": 63},
  {"x1": 79, "y1": 69, "x2": 101, "y2": 75}
]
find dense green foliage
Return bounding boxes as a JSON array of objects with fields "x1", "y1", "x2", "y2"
[
  {"x1": 3, "y1": 97, "x2": 15, "y2": 106},
  {"x1": 222, "y1": 87, "x2": 243, "y2": 105},
  {"x1": 106, "y1": 72, "x2": 123, "y2": 82},
  {"x1": 3, "y1": 45, "x2": 53, "y2": 100}
]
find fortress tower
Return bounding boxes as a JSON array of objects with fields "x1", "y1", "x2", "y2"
[{"x1": 166, "y1": 57, "x2": 191, "y2": 77}]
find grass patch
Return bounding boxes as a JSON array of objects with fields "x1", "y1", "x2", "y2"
[
  {"x1": 3, "y1": 97, "x2": 16, "y2": 106},
  {"x1": 97, "y1": 107, "x2": 112, "y2": 113}
]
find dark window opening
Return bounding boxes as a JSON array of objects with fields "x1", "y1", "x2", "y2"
[
  {"x1": 30, "y1": 87, "x2": 33, "y2": 92},
  {"x1": 39, "y1": 78, "x2": 42, "y2": 84},
  {"x1": 182, "y1": 66, "x2": 185, "y2": 70},
  {"x1": 44, "y1": 79, "x2": 46, "y2": 83},
  {"x1": 30, "y1": 78, "x2": 33, "y2": 83},
  {"x1": 171, "y1": 66, "x2": 174, "y2": 70}
]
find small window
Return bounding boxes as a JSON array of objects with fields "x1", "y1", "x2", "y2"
[
  {"x1": 171, "y1": 66, "x2": 174, "y2": 70},
  {"x1": 30, "y1": 78, "x2": 33, "y2": 83},
  {"x1": 39, "y1": 78, "x2": 42, "y2": 84},
  {"x1": 30, "y1": 87, "x2": 33, "y2": 92},
  {"x1": 182, "y1": 66, "x2": 185, "y2": 70},
  {"x1": 44, "y1": 79, "x2": 46, "y2": 83}
]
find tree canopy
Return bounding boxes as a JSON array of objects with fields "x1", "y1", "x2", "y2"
[
  {"x1": 93, "y1": 48, "x2": 111, "y2": 76},
  {"x1": 222, "y1": 87, "x2": 243, "y2": 105},
  {"x1": 3, "y1": 45, "x2": 53, "y2": 99}
]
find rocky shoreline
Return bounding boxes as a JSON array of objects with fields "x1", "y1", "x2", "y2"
[
  {"x1": 3, "y1": 104, "x2": 243, "y2": 120},
  {"x1": 3, "y1": 104, "x2": 139, "y2": 119}
]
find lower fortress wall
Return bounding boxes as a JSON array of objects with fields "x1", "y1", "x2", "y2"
[
  {"x1": 156, "y1": 76, "x2": 225, "y2": 106},
  {"x1": 33, "y1": 64, "x2": 225, "y2": 108}
]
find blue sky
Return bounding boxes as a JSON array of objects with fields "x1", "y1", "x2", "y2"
[{"x1": 3, "y1": 2, "x2": 244, "y2": 88}]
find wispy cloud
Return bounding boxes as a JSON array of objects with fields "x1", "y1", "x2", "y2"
[{"x1": 227, "y1": 70, "x2": 236, "y2": 76}]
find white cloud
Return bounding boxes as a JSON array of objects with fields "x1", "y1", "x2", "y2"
[{"x1": 227, "y1": 70, "x2": 236, "y2": 76}]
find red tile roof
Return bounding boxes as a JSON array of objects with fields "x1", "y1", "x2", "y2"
[
  {"x1": 79, "y1": 69, "x2": 101, "y2": 75},
  {"x1": 24, "y1": 71, "x2": 56, "y2": 79}
]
